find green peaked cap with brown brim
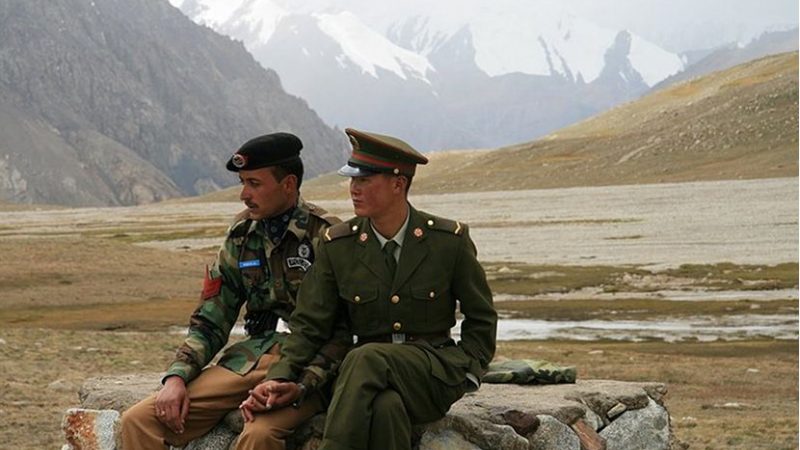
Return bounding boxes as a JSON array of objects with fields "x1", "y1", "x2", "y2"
[{"x1": 338, "y1": 128, "x2": 428, "y2": 177}]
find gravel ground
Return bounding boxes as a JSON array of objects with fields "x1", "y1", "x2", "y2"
[
  {"x1": 2, "y1": 177, "x2": 796, "y2": 269},
  {"x1": 319, "y1": 177, "x2": 798, "y2": 269}
]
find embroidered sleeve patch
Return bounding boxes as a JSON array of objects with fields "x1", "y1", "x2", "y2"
[{"x1": 201, "y1": 265, "x2": 223, "y2": 300}]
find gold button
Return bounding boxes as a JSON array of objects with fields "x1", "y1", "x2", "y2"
[
  {"x1": 391, "y1": 295, "x2": 400, "y2": 304},
  {"x1": 427, "y1": 219, "x2": 434, "y2": 226},
  {"x1": 429, "y1": 291, "x2": 435, "y2": 299},
  {"x1": 351, "y1": 225, "x2": 359, "y2": 232},
  {"x1": 354, "y1": 295, "x2": 361, "y2": 303},
  {"x1": 393, "y1": 321, "x2": 402, "y2": 331}
]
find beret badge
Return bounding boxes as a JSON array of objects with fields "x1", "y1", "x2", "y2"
[{"x1": 231, "y1": 153, "x2": 247, "y2": 169}]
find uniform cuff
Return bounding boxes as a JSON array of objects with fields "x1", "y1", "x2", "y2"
[
  {"x1": 265, "y1": 361, "x2": 296, "y2": 382},
  {"x1": 465, "y1": 372, "x2": 480, "y2": 392},
  {"x1": 163, "y1": 362, "x2": 197, "y2": 385}
]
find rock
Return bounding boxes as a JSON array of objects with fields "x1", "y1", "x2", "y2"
[
  {"x1": 418, "y1": 429, "x2": 482, "y2": 450},
  {"x1": 62, "y1": 408, "x2": 120, "y2": 450},
  {"x1": 181, "y1": 423, "x2": 238, "y2": 450},
  {"x1": 67, "y1": 376, "x2": 674, "y2": 450},
  {"x1": 418, "y1": 414, "x2": 529, "y2": 450},
  {"x1": 570, "y1": 419, "x2": 606, "y2": 450},
  {"x1": 78, "y1": 372, "x2": 163, "y2": 412},
  {"x1": 583, "y1": 408, "x2": 604, "y2": 431},
  {"x1": 607, "y1": 402, "x2": 627, "y2": 419},
  {"x1": 528, "y1": 415, "x2": 580, "y2": 450},
  {"x1": 600, "y1": 398, "x2": 670, "y2": 450}
]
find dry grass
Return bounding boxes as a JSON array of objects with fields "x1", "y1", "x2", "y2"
[
  {"x1": 484, "y1": 262, "x2": 799, "y2": 296},
  {"x1": 0, "y1": 191, "x2": 796, "y2": 448},
  {"x1": 495, "y1": 298, "x2": 797, "y2": 321},
  {"x1": 0, "y1": 237, "x2": 214, "y2": 309}
]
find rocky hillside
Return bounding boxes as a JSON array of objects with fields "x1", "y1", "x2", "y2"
[
  {"x1": 655, "y1": 28, "x2": 798, "y2": 91},
  {"x1": 295, "y1": 51, "x2": 798, "y2": 200},
  {"x1": 0, "y1": 0, "x2": 347, "y2": 206}
]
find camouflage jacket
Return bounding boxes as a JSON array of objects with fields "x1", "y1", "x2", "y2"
[
  {"x1": 165, "y1": 198, "x2": 349, "y2": 398},
  {"x1": 482, "y1": 359, "x2": 576, "y2": 384}
]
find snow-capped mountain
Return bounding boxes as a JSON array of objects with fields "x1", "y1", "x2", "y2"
[
  {"x1": 382, "y1": 1, "x2": 682, "y2": 86},
  {"x1": 170, "y1": 0, "x2": 685, "y2": 150}
]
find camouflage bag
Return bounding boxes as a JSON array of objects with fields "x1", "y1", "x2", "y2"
[{"x1": 482, "y1": 359, "x2": 577, "y2": 384}]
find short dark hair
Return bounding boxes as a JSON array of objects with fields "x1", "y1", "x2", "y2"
[
  {"x1": 271, "y1": 158, "x2": 304, "y2": 189},
  {"x1": 403, "y1": 175, "x2": 413, "y2": 194}
]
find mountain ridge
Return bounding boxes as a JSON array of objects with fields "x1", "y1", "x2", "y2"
[
  {"x1": 172, "y1": 0, "x2": 685, "y2": 151},
  {"x1": 0, "y1": 0, "x2": 347, "y2": 206},
  {"x1": 288, "y1": 51, "x2": 796, "y2": 200}
]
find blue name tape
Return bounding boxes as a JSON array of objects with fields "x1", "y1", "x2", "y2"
[{"x1": 238, "y1": 259, "x2": 261, "y2": 268}]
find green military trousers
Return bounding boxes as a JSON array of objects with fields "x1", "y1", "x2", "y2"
[{"x1": 319, "y1": 342, "x2": 466, "y2": 450}]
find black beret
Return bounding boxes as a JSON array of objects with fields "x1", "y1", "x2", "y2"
[{"x1": 226, "y1": 132, "x2": 303, "y2": 172}]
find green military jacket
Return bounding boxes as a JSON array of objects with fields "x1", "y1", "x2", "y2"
[
  {"x1": 165, "y1": 198, "x2": 347, "y2": 396},
  {"x1": 268, "y1": 206, "x2": 497, "y2": 388}
]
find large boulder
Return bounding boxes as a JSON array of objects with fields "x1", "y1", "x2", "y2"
[{"x1": 63, "y1": 373, "x2": 680, "y2": 450}]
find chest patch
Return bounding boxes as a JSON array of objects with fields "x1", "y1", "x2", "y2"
[
  {"x1": 239, "y1": 259, "x2": 261, "y2": 269},
  {"x1": 286, "y1": 257, "x2": 312, "y2": 272}
]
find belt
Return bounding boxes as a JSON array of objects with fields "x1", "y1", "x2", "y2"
[{"x1": 356, "y1": 331, "x2": 451, "y2": 346}]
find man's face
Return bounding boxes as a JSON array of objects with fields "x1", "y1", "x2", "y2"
[
  {"x1": 239, "y1": 167, "x2": 295, "y2": 220},
  {"x1": 349, "y1": 173, "x2": 403, "y2": 219}
]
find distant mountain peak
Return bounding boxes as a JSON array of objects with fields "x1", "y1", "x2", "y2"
[
  {"x1": 172, "y1": 1, "x2": 694, "y2": 151},
  {"x1": 314, "y1": 11, "x2": 434, "y2": 82}
]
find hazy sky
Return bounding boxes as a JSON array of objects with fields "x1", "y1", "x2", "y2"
[
  {"x1": 273, "y1": 0, "x2": 798, "y2": 53},
  {"x1": 570, "y1": 0, "x2": 798, "y2": 52}
]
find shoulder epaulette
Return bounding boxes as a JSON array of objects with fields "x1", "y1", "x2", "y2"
[
  {"x1": 323, "y1": 220, "x2": 359, "y2": 242},
  {"x1": 306, "y1": 201, "x2": 342, "y2": 226},
  {"x1": 228, "y1": 210, "x2": 253, "y2": 238},
  {"x1": 424, "y1": 215, "x2": 465, "y2": 236}
]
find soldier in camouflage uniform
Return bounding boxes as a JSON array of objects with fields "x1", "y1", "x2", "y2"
[
  {"x1": 121, "y1": 133, "x2": 348, "y2": 450},
  {"x1": 258, "y1": 128, "x2": 498, "y2": 450}
]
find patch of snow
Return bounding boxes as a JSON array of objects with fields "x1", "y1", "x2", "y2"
[{"x1": 315, "y1": 11, "x2": 433, "y2": 81}]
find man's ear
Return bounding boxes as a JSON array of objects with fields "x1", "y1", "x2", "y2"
[
  {"x1": 394, "y1": 175, "x2": 408, "y2": 192},
  {"x1": 282, "y1": 174, "x2": 298, "y2": 192}
]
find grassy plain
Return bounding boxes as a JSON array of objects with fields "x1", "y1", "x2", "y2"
[
  {"x1": 1, "y1": 173, "x2": 798, "y2": 450},
  {"x1": 0, "y1": 234, "x2": 796, "y2": 449}
]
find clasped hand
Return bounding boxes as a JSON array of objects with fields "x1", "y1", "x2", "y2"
[
  {"x1": 239, "y1": 380, "x2": 302, "y2": 422},
  {"x1": 155, "y1": 376, "x2": 189, "y2": 434}
]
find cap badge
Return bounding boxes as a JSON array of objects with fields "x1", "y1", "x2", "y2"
[
  {"x1": 359, "y1": 232, "x2": 368, "y2": 242},
  {"x1": 413, "y1": 227, "x2": 423, "y2": 238},
  {"x1": 231, "y1": 153, "x2": 247, "y2": 169}
]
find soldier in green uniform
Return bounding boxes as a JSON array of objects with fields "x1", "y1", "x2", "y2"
[
  {"x1": 121, "y1": 132, "x2": 349, "y2": 450},
  {"x1": 258, "y1": 128, "x2": 497, "y2": 450}
]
